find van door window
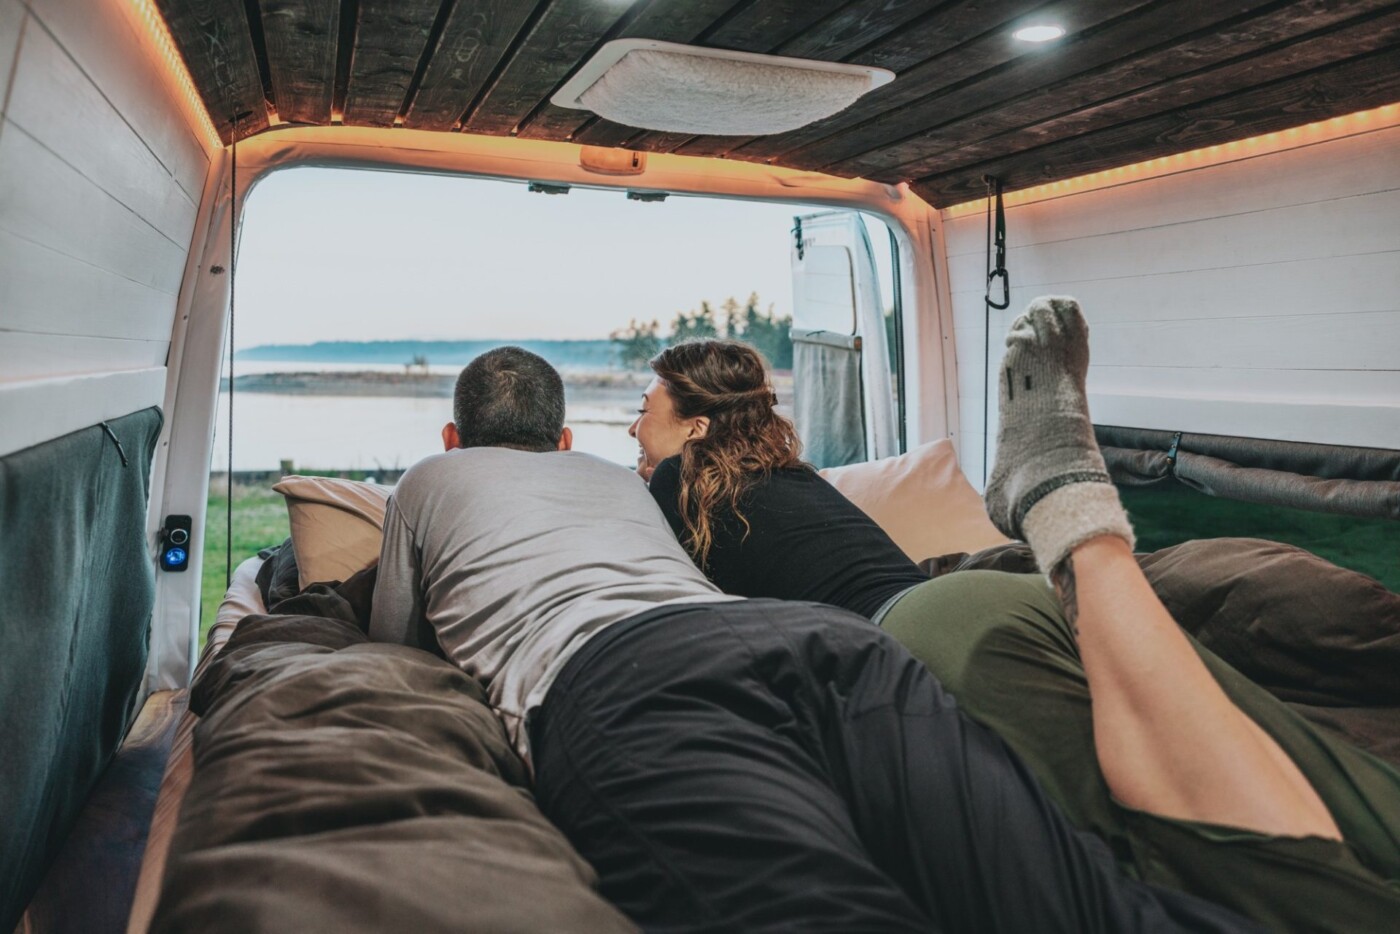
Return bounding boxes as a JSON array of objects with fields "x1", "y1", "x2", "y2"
[{"x1": 788, "y1": 211, "x2": 899, "y2": 467}]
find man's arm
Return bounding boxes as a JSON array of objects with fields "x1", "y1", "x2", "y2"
[{"x1": 369, "y1": 496, "x2": 430, "y2": 648}]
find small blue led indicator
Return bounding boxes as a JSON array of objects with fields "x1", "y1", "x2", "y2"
[{"x1": 162, "y1": 546, "x2": 188, "y2": 569}]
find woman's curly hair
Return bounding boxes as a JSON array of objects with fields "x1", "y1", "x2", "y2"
[{"x1": 649, "y1": 339, "x2": 805, "y2": 566}]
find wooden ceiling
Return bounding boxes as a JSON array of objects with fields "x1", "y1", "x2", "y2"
[{"x1": 157, "y1": 0, "x2": 1400, "y2": 206}]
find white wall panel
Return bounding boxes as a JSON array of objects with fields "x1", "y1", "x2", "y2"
[
  {"x1": 0, "y1": 230, "x2": 178, "y2": 341},
  {"x1": 1087, "y1": 366, "x2": 1400, "y2": 403},
  {"x1": 26, "y1": 0, "x2": 212, "y2": 199},
  {"x1": 1090, "y1": 311, "x2": 1400, "y2": 371},
  {"x1": 0, "y1": 0, "x2": 215, "y2": 447},
  {"x1": 947, "y1": 189, "x2": 1400, "y2": 291},
  {"x1": 0, "y1": 367, "x2": 166, "y2": 458},
  {"x1": 943, "y1": 121, "x2": 1400, "y2": 467},
  {"x1": 950, "y1": 253, "x2": 1400, "y2": 331},
  {"x1": 0, "y1": 0, "x2": 23, "y2": 117},
  {"x1": 6, "y1": 23, "x2": 198, "y2": 245},
  {"x1": 0, "y1": 121, "x2": 186, "y2": 293},
  {"x1": 0, "y1": 331, "x2": 167, "y2": 382},
  {"x1": 947, "y1": 125, "x2": 1400, "y2": 259}
]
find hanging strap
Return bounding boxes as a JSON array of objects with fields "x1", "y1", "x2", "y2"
[
  {"x1": 225, "y1": 117, "x2": 239, "y2": 588},
  {"x1": 984, "y1": 175, "x2": 1009, "y2": 311},
  {"x1": 982, "y1": 175, "x2": 1009, "y2": 484}
]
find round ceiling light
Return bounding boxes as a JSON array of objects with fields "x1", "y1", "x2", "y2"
[{"x1": 1013, "y1": 24, "x2": 1066, "y2": 42}]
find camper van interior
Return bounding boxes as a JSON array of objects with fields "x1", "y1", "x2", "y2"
[{"x1": 2, "y1": 0, "x2": 1398, "y2": 931}]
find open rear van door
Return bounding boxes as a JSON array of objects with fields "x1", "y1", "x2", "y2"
[{"x1": 789, "y1": 211, "x2": 898, "y2": 468}]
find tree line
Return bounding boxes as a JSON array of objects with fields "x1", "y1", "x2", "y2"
[{"x1": 612, "y1": 293, "x2": 793, "y2": 371}]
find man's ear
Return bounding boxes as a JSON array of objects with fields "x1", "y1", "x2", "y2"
[
  {"x1": 687, "y1": 416, "x2": 710, "y2": 440},
  {"x1": 442, "y1": 422, "x2": 460, "y2": 451},
  {"x1": 557, "y1": 426, "x2": 573, "y2": 451}
]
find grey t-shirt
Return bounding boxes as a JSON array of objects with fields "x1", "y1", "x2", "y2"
[{"x1": 368, "y1": 447, "x2": 737, "y2": 762}]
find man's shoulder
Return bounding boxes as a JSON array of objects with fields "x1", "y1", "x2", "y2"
[
  {"x1": 398, "y1": 447, "x2": 634, "y2": 488},
  {"x1": 395, "y1": 450, "x2": 460, "y2": 489}
]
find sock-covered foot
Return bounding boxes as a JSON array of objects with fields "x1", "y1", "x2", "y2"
[{"x1": 984, "y1": 296, "x2": 1134, "y2": 573}]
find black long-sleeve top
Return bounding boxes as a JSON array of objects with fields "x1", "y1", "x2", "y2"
[{"x1": 648, "y1": 455, "x2": 928, "y2": 620}]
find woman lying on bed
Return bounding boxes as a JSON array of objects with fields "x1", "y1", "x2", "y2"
[{"x1": 634, "y1": 301, "x2": 1400, "y2": 932}]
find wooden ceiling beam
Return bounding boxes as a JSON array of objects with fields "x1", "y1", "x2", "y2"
[
  {"x1": 672, "y1": 0, "x2": 950, "y2": 159},
  {"x1": 878, "y1": 4, "x2": 1400, "y2": 185},
  {"x1": 519, "y1": 0, "x2": 749, "y2": 145},
  {"x1": 912, "y1": 44, "x2": 1400, "y2": 206},
  {"x1": 343, "y1": 0, "x2": 441, "y2": 126},
  {"x1": 461, "y1": 0, "x2": 635, "y2": 135},
  {"x1": 155, "y1": 0, "x2": 269, "y2": 141},
  {"x1": 618, "y1": 0, "x2": 854, "y2": 153},
  {"x1": 776, "y1": 0, "x2": 951, "y2": 62},
  {"x1": 684, "y1": 0, "x2": 1076, "y2": 162},
  {"x1": 778, "y1": 0, "x2": 1240, "y2": 174},
  {"x1": 820, "y1": 0, "x2": 1393, "y2": 179},
  {"x1": 404, "y1": 0, "x2": 542, "y2": 132},
  {"x1": 703, "y1": 0, "x2": 859, "y2": 51},
  {"x1": 258, "y1": 0, "x2": 341, "y2": 125}
]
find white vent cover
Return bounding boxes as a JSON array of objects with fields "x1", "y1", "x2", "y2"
[{"x1": 552, "y1": 40, "x2": 895, "y2": 136}]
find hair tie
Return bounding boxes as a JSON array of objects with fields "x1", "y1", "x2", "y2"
[{"x1": 716, "y1": 385, "x2": 775, "y2": 411}]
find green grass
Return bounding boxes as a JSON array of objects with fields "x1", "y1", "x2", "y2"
[
  {"x1": 201, "y1": 482, "x2": 291, "y2": 646},
  {"x1": 1120, "y1": 483, "x2": 1400, "y2": 592}
]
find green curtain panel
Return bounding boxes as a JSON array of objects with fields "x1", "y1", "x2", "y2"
[{"x1": 0, "y1": 407, "x2": 162, "y2": 929}]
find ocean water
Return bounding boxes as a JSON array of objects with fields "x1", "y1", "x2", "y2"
[{"x1": 210, "y1": 387, "x2": 640, "y2": 474}]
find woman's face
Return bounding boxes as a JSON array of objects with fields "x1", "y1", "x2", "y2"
[{"x1": 629, "y1": 378, "x2": 707, "y2": 481}]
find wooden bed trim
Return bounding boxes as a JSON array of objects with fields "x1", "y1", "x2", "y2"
[{"x1": 123, "y1": 692, "x2": 195, "y2": 934}]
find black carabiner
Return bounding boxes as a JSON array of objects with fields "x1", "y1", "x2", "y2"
[
  {"x1": 987, "y1": 267, "x2": 1010, "y2": 311},
  {"x1": 983, "y1": 175, "x2": 1010, "y2": 310}
]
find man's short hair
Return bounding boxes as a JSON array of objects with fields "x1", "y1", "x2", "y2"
[{"x1": 453, "y1": 346, "x2": 566, "y2": 452}]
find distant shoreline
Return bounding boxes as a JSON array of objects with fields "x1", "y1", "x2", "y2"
[
  {"x1": 221, "y1": 369, "x2": 793, "y2": 404},
  {"x1": 222, "y1": 369, "x2": 653, "y2": 400}
]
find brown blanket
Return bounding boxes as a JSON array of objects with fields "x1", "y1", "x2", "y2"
[
  {"x1": 924, "y1": 538, "x2": 1400, "y2": 767},
  {"x1": 150, "y1": 577, "x2": 634, "y2": 934}
]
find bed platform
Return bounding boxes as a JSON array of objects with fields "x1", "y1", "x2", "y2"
[{"x1": 17, "y1": 486, "x2": 1400, "y2": 933}]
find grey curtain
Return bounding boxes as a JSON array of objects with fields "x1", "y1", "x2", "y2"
[
  {"x1": 791, "y1": 328, "x2": 865, "y2": 469},
  {"x1": 1096, "y1": 425, "x2": 1400, "y2": 520}
]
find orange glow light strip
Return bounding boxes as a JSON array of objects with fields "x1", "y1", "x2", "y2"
[
  {"x1": 128, "y1": 0, "x2": 222, "y2": 151},
  {"x1": 941, "y1": 102, "x2": 1400, "y2": 219}
]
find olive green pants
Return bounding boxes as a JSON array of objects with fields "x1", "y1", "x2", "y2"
[{"x1": 879, "y1": 571, "x2": 1400, "y2": 933}]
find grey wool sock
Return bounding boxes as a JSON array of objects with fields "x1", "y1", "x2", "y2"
[{"x1": 983, "y1": 296, "x2": 1134, "y2": 574}]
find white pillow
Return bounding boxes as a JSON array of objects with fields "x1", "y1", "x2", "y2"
[
  {"x1": 819, "y1": 440, "x2": 1012, "y2": 563},
  {"x1": 272, "y1": 475, "x2": 392, "y2": 590}
]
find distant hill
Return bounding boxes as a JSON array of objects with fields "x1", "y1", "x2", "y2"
[{"x1": 236, "y1": 339, "x2": 617, "y2": 369}]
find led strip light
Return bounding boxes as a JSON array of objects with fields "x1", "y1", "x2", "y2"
[
  {"x1": 129, "y1": 0, "x2": 222, "y2": 151},
  {"x1": 942, "y1": 102, "x2": 1400, "y2": 218}
]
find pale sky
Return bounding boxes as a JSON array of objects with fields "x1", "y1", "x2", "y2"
[{"x1": 234, "y1": 166, "x2": 869, "y2": 347}]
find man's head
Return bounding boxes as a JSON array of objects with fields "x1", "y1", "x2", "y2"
[{"x1": 443, "y1": 346, "x2": 572, "y2": 453}]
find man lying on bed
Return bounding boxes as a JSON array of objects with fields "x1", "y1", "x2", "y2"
[{"x1": 367, "y1": 346, "x2": 1259, "y2": 933}]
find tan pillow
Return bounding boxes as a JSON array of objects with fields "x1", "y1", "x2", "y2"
[
  {"x1": 819, "y1": 440, "x2": 1013, "y2": 563},
  {"x1": 272, "y1": 476, "x2": 392, "y2": 590}
]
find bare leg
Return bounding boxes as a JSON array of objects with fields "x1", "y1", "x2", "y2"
[
  {"x1": 986, "y1": 296, "x2": 1339, "y2": 840},
  {"x1": 1054, "y1": 536, "x2": 1339, "y2": 838}
]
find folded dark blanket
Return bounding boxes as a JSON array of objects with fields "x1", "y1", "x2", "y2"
[
  {"x1": 152, "y1": 578, "x2": 635, "y2": 934},
  {"x1": 254, "y1": 537, "x2": 301, "y2": 609},
  {"x1": 923, "y1": 538, "x2": 1400, "y2": 768}
]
